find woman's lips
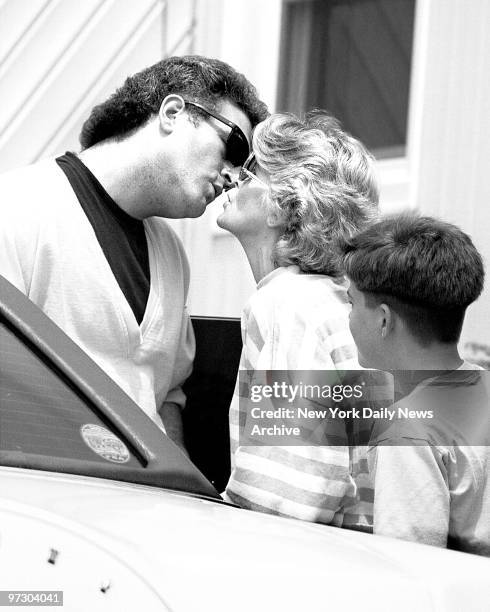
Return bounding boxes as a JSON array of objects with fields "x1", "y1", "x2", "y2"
[
  {"x1": 217, "y1": 191, "x2": 231, "y2": 208},
  {"x1": 210, "y1": 191, "x2": 231, "y2": 208}
]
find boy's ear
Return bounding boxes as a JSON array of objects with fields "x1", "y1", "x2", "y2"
[
  {"x1": 379, "y1": 303, "x2": 393, "y2": 339},
  {"x1": 159, "y1": 95, "x2": 186, "y2": 134}
]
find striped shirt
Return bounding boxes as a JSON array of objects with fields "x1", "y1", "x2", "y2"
[{"x1": 224, "y1": 266, "x2": 367, "y2": 525}]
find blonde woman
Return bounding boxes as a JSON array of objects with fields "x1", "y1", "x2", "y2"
[{"x1": 218, "y1": 112, "x2": 379, "y2": 526}]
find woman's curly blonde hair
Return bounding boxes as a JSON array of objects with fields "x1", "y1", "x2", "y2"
[{"x1": 253, "y1": 111, "x2": 379, "y2": 276}]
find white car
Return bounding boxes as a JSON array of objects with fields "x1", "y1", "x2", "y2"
[{"x1": 0, "y1": 275, "x2": 488, "y2": 611}]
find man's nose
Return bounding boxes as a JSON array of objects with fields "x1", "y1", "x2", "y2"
[{"x1": 221, "y1": 163, "x2": 239, "y2": 190}]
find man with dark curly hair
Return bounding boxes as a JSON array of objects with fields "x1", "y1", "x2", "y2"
[{"x1": 0, "y1": 55, "x2": 268, "y2": 450}]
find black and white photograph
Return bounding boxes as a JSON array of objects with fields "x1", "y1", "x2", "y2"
[{"x1": 0, "y1": 0, "x2": 489, "y2": 610}]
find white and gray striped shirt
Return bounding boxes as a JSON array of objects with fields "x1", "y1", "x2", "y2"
[{"x1": 224, "y1": 266, "x2": 368, "y2": 526}]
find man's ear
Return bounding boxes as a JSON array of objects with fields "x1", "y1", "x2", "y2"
[
  {"x1": 159, "y1": 95, "x2": 186, "y2": 134},
  {"x1": 379, "y1": 303, "x2": 393, "y2": 339}
]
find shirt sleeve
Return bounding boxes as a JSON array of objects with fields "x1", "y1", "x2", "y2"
[
  {"x1": 317, "y1": 312, "x2": 360, "y2": 370},
  {"x1": 371, "y1": 442, "x2": 450, "y2": 547}
]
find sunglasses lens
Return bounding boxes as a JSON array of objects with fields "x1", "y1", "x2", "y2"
[
  {"x1": 243, "y1": 153, "x2": 257, "y2": 173},
  {"x1": 227, "y1": 127, "x2": 249, "y2": 166},
  {"x1": 238, "y1": 153, "x2": 258, "y2": 182}
]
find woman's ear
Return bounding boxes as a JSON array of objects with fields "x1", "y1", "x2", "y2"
[
  {"x1": 158, "y1": 94, "x2": 186, "y2": 134},
  {"x1": 266, "y1": 209, "x2": 286, "y2": 229}
]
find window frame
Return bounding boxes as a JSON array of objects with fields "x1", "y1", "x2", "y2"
[{"x1": 276, "y1": 0, "x2": 416, "y2": 159}]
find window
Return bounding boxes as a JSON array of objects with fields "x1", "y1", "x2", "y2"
[{"x1": 277, "y1": 0, "x2": 416, "y2": 158}]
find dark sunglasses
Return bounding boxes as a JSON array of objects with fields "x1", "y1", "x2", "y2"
[{"x1": 184, "y1": 100, "x2": 250, "y2": 167}]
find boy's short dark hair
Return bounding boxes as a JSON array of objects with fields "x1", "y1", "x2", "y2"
[
  {"x1": 80, "y1": 55, "x2": 268, "y2": 149},
  {"x1": 339, "y1": 213, "x2": 484, "y2": 344}
]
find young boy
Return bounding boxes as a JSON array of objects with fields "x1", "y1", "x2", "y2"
[{"x1": 339, "y1": 213, "x2": 490, "y2": 556}]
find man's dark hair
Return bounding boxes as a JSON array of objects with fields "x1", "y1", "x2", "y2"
[
  {"x1": 339, "y1": 213, "x2": 484, "y2": 344},
  {"x1": 80, "y1": 55, "x2": 268, "y2": 149}
]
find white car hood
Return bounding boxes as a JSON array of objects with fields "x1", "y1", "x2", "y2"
[{"x1": 0, "y1": 468, "x2": 488, "y2": 611}]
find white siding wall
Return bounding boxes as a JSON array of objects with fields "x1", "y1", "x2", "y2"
[
  {"x1": 0, "y1": 0, "x2": 195, "y2": 171},
  {"x1": 407, "y1": 0, "x2": 490, "y2": 354}
]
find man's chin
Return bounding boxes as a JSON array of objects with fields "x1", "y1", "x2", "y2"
[{"x1": 186, "y1": 197, "x2": 208, "y2": 218}]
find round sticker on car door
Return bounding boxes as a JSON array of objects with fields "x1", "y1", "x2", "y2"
[{"x1": 80, "y1": 424, "x2": 130, "y2": 464}]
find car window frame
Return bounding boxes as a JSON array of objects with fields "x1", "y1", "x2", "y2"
[{"x1": 0, "y1": 275, "x2": 220, "y2": 501}]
